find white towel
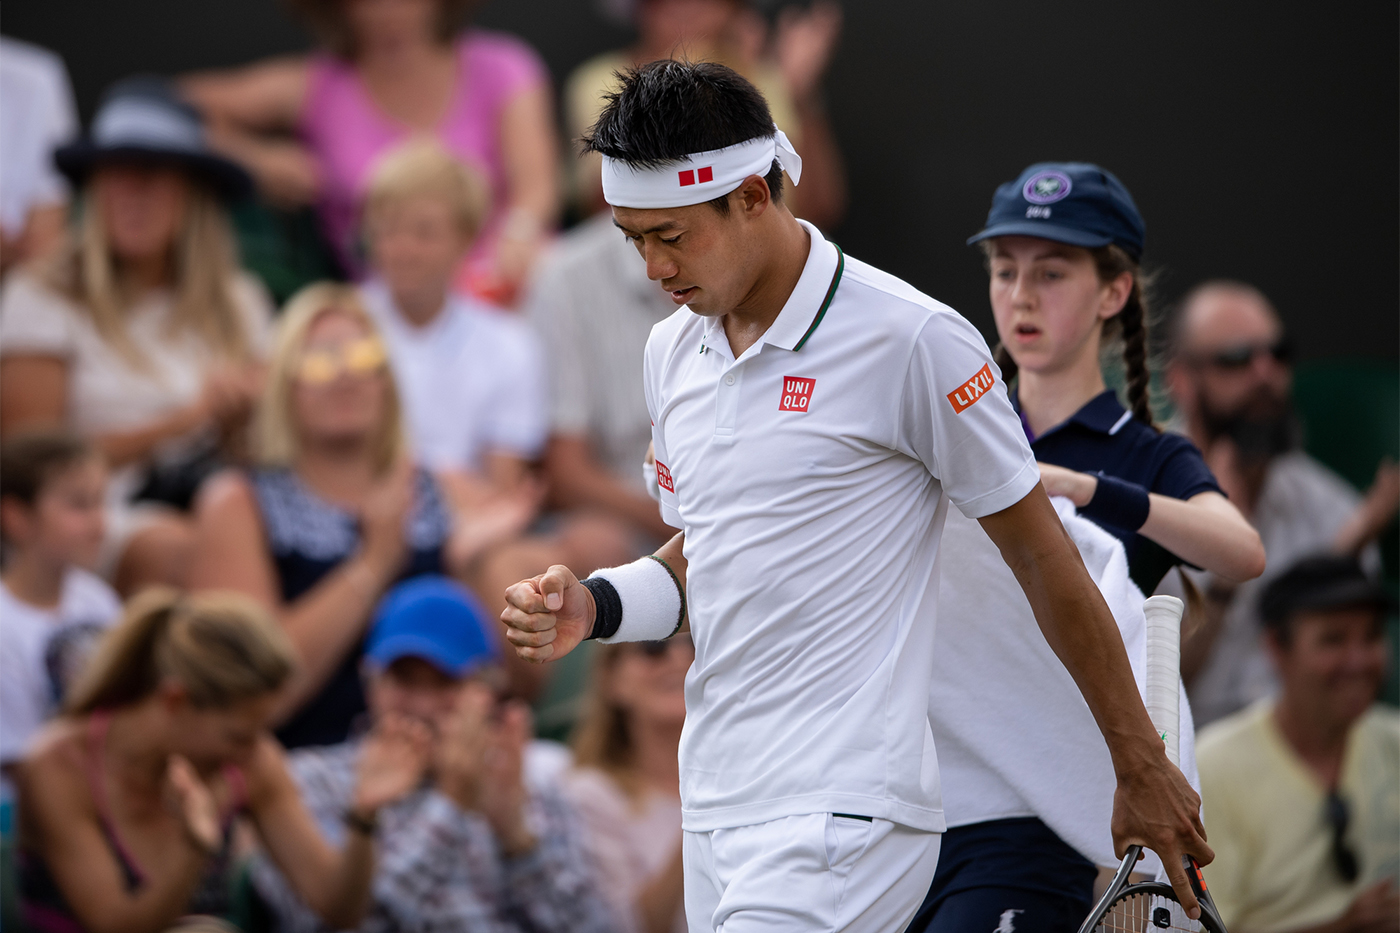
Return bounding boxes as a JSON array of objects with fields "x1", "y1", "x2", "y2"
[{"x1": 929, "y1": 497, "x2": 1199, "y2": 873}]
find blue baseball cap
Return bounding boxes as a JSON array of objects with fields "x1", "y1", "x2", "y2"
[
  {"x1": 366, "y1": 576, "x2": 499, "y2": 677},
  {"x1": 967, "y1": 162, "x2": 1146, "y2": 260}
]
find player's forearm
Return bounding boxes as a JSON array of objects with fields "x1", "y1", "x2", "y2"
[
  {"x1": 981, "y1": 491, "x2": 1164, "y2": 775},
  {"x1": 654, "y1": 533, "x2": 687, "y2": 588}
]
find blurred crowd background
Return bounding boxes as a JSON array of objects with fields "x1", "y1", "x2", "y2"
[{"x1": 0, "y1": 2, "x2": 1395, "y2": 932}]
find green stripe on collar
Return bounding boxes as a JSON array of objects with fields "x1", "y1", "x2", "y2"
[{"x1": 792, "y1": 244, "x2": 844, "y2": 352}]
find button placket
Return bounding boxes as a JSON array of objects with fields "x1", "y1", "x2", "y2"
[{"x1": 713, "y1": 362, "x2": 745, "y2": 445}]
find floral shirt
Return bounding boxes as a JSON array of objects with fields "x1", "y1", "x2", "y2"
[{"x1": 251, "y1": 741, "x2": 621, "y2": 933}]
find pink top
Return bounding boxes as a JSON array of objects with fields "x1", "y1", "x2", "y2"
[{"x1": 300, "y1": 30, "x2": 548, "y2": 293}]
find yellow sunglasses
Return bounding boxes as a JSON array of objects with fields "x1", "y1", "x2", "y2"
[{"x1": 295, "y1": 336, "x2": 387, "y2": 385}]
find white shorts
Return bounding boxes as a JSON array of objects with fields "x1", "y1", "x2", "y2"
[{"x1": 683, "y1": 813, "x2": 941, "y2": 933}]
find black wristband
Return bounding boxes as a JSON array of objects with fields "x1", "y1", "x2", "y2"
[
  {"x1": 342, "y1": 807, "x2": 378, "y2": 836},
  {"x1": 1080, "y1": 472, "x2": 1151, "y2": 531},
  {"x1": 581, "y1": 576, "x2": 622, "y2": 640}
]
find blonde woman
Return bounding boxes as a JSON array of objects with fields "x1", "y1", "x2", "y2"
[
  {"x1": 563, "y1": 636, "x2": 692, "y2": 933},
  {"x1": 15, "y1": 588, "x2": 430, "y2": 933},
  {"x1": 0, "y1": 78, "x2": 273, "y2": 595},
  {"x1": 189, "y1": 283, "x2": 465, "y2": 749}
]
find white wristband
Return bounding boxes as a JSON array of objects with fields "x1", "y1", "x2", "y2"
[{"x1": 591, "y1": 557, "x2": 683, "y2": 643}]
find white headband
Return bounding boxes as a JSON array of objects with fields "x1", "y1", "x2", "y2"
[{"x1": 601, "y1": 127, "x2": 803, "y2": 209}]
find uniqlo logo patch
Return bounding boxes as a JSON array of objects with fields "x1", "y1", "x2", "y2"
[
  {"x1": 656, "y1": 460, "x2": 675, "y2": 493},
  {"x1": 947, "y1": 363, "x2": 995, "y2": 414},
  {"x1": 678, "y1": 166, "x2": 714, "y2": 187},
  {"x1": 779, "y1": 376, "x2": 816, "y2": 412}
]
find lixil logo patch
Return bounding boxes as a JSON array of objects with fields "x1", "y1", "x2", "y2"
[
  {"x1": 656, "y1": 460, "x2": 675, "y2": 493},
  {"x1": 947, "y1": 364, "x2": 995, "y2": 414},
  {"x1": 779, "y1": 376, "x2": 816, "y2": 412}
]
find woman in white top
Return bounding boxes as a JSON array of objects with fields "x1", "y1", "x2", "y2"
[
  {"x1": 563, "y1": 635, "x2": 692, "y2": 933},
  {"x1": 0, "y1": 78, "x2": 271, "y2": 594}
]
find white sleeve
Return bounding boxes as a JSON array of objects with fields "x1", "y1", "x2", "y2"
[
  {"x1": 0, "y1": 273, "x2": 79, "y2": 358},
  {"x1": 895, "y1": 310, "x2": 1039, "y2": 519},
  {"x1": 484, "y1": 319, "x2": 549, "y2": 459},
  {"x1": 642, "y1": 334, "x2": 682, "y2": 530},
  {"x1": 0, "y1": 632, "x2": 45, "y2": 766}
]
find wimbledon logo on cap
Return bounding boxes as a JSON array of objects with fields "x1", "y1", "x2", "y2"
[{"x1": 1023, "y1": 171, "x2": 1072, "y2": 205}]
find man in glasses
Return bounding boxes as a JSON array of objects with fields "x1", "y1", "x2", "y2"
[
  {"x1": 1196, "y1": 554, "x2": 1398, "y2": 933},
  {"x1": 1165, "y1": 280, "x2": 1398, "y2": 725}
]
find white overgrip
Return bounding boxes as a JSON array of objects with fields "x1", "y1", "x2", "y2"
[{"x1": 1143, "y1": 594, "x2": 1185, "y2": 768}]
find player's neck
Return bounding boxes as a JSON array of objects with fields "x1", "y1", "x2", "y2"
[
  {"x1": 722, "y1": 211, "x2": 810, "y2": 358},
  {"x1": 2, "y1": 547, "x2": 67, "y2": 610},
  {"x1": 1272, "y1": 694, "x2": 1350, "y2": 789},
  {"x1": 1015, "y1": 362, "x2": 1107, "y2": 438}
]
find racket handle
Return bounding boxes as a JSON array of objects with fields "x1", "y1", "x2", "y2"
[{"x1": 1143, "y1": 595, "x2": 1184, "y2": 769}]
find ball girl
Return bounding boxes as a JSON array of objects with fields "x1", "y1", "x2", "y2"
[{"x1": 912, "y1": 163, "x2": 1265, "y2": 931}]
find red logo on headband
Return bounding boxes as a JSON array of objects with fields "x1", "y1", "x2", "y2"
[{"x1": 678, "y1": 166, "x2": 714, "y2": 187}]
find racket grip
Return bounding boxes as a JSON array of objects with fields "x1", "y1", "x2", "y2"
[{"x1": 1143, "y1": 595, "x2": 1184, "y2": 769}]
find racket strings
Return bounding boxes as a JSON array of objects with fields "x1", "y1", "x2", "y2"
[{"x1": 1096, "y1": 891, "x2": 1205, "y2": 932}]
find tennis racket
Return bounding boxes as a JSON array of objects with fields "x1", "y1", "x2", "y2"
[{"x1": 1076, "y1": 595, "x2": 1228, "y2": 933}]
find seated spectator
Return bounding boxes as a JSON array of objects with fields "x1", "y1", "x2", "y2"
[
  {"x1": 0, "y1": 432, "x2": 121, "y2": 810},
  {"x1": 524, "y1": 212, "x2": 679, "y2": 549},
  {"x1": 562, "y1": 635, "x2": 691, "y2": 933},
  {"x1": 565, "y1": 0, "x2": 846, "y2": 227},
  {"x1": 190, "y1": 283, "x2": 477, "y2": 748},
  {"x1": 0, "y1": 36, "x2": 77, "y2": 276},
  {"x1": 360, "y1": 140, "x2": 546, "y2": 492},
  {"x1": 252, "y1": 575, "x2": 617, "y2": 933},
  {"x1": 1197, "y1": 555, "x2": 1399, "y2": 932},
  {"x1": 0, "y1": 77, "x2": 272, "y2": 596},
  {"x1": 15, "y1": 587, "x2": 430, "y2": 933},
  {"x1": 1165, "y1": 281, "x2": 1399, "y2": 724},
  {"x1": 183, "y1": 0, "x2": 559, "y2": 305}
]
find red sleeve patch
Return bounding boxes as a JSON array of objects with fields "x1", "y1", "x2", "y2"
[
  {"x1": 656, "y1": 460, "x2": 675, "y2": 493},
  {"x1": 947, "y1": 363, "x2": 995, "y2": 414}
]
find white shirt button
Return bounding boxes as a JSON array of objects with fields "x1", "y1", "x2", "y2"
[{"x1": 724, "y1": 374, "x2": 736, "y2": 386}]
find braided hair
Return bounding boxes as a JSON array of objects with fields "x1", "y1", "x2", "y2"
[{"x1": 986, "y1": 242, "x2": 1157, "y2": 430}]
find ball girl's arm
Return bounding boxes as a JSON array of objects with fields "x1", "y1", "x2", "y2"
[{"x1": 1040, "y1": 463, "x2": 1264, "y2": 583}]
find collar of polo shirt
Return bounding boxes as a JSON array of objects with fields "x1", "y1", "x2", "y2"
[
  {"x1": 601, "y1": 127, "x2": 803, "y2": 210},
  {"x1": 697, "y1": 220, "x2": 843, "y2": 357}
]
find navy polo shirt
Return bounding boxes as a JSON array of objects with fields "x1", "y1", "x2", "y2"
[{"x1": 1014, "y1": 390, "x2": 1221, "y2": 592}]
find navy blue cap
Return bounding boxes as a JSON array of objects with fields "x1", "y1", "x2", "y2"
[
  {"x1": 366, "y1": 576, "x2": 499, "y2": 677},
  {"x1": 967, "y1": 162, "x2": 1146, "y2": 260}
]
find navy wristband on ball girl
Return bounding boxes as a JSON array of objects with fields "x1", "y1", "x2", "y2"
[{"x1": 1080, "y1": 472, "x2": 1151, "y2": 531}]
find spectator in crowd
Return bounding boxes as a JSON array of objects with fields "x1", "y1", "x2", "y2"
[
  {"x1": 358, "y1": 139, "x2": 638, "y2": 696},
  {"x1": 0, "y1": 432, "x2": 121, "y2": 811},
  {"x1": 183, "y1": 0, "x2": 559, "y2": 305},
  {"x1": 523, "y1": 206, "x2": 677, "y2": 549},
  {"x1": 252, "y1": 575, "x2": 618, "y2": 933},
  {"x1": 360, "y1": 140, "x2": 545, "y2": 501},
  {"x1": 190, "y1": 284, "x2": 469, "y2": 748},
  {"x1": 563, "y1": 636, "x2": 691, "y2": 933},
  {"x1": 1197, "y1": 554, "x2": 1399, "y2": 932},
  {"x1": 565, "y1": 0, "x2": 846, "y2": 228},
  {"x1": 0, "y1": 36, "x2": 77, "y2": 276},
  {"x1": 1166, "y1": 281, "x2": 1400, "y2": 724},
  {"x1": 15, "y1": 587, "x2": 431, "y2": 933},
  {"x1": 0, "y1": 78, "x2": 272, "y2": 596}
]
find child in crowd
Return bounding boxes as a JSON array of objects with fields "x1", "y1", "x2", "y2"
[
  {"x1": 360, "y1": 139, "x2": 547, "y2": 499},
  {"x1": 0, "y1": 431, "x2": 120, "y2": 810}
]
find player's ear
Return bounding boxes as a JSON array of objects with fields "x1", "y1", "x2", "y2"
[{"x1": 735, "y1": 174, "x2": 772, "y2": 219}]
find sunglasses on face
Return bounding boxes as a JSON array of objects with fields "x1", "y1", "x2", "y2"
[
  {"x1": 1325, "y1": 790, "x2": 1360, "y2": 883},
  {"x1": 295, "y1": 336, "x2": 387, "y2": 385},
  {"x1": 634, "y1": 633, "x2": 694, "y2": 659},
  {"x1": 1199, "y1": 339, "x2": 1292, "y2": 371}
]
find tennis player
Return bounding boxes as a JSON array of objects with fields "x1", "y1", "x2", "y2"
[{"x1": 500, "y1": 60, "x2": 1210, "y2": 932}]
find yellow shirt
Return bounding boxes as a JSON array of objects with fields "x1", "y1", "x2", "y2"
[{"x1": 1197, "y1": 700, "x2": 1400, "y2": 932}]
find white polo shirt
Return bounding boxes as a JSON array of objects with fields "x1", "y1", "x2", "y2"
[
  {"x1": 361, "y1": 279, "x2": 548, "y2": 474},
  {"x1": 645, "y1": 221, "x2": 1039, "y2": 833}
]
